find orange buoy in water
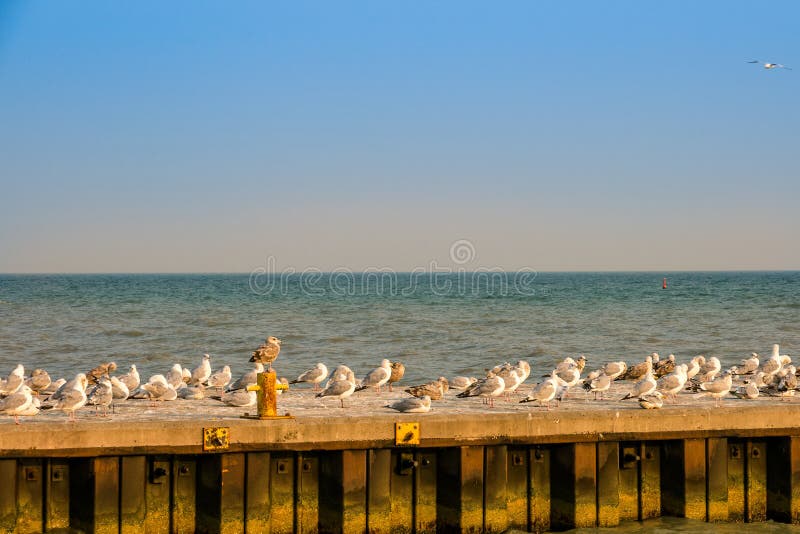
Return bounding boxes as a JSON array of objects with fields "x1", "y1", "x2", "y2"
[{"x1": 662, "y1": 278, "x2": 667, "y2": 289}]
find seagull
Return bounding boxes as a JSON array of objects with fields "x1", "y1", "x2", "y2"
[
  {"x1": 732, "y1": 380, "x2": 760, "y2": 400},
  {"x1": 603, "y1": 361, "x2": 627, "y2": 381},
  {"x1": 86, "y1": 362, "x2": 117, "y2": 385},
  {"x1": 166, "y1": 364, "x2": 185, "y2": 389},
  {"x1": 450, "y1": 376, "x2": 478, "y2": 390},
  {"x1": 54, "y1": 374, "x2": 88, "y2": 422},
  {"x1": 759, "y1": 345, "x2": 783, "y2": 378},
  {"x1": 0, "y1": 364, "x2": 25, "y2": 396},
  {"x1": 405, "y1": 377, "x2": 448, "y2": 400},
  {"x1": 142, "y1": 375, "x2": 178, "y2": 404},
  {"x1": 214, "y1": 389, "x2": 256, "y2": 407},
  {"x1": 686, "y1": 356, "x2": 704, "y2": 381},
  {"x1": 228, "y1": 362, "x2": 264, "y2": 391},
  {"x1": 621, "y1": 363, "x2": 656, "y2": 401},
  {"x1": 191, "y1": 354, "x2": 212, "y2": 386},
  {"x1": 86, "y1": 378, "x2": 113, "y2": 416},
  {"x1": 325, "y1": 365, "x2": 356, "y2": 389},
  {"x1": 178, "y1": 384, "x2": 205, "y2": 400},
  {"x1": 520, "y1": 374, "x2": 559, "y2": 409},
  {"x1": 207, "y1": 365, "x2": 232, "y2": 389},
  {"x1": 747, "y1": 60, "x2": 792, "y2": 70},
  {"x1": 388, "y1": 361, "x2": 405, "y2": 392},
  {"x1": 387, "y1": 395, "x2": 432, "y2": 413},
  {"x1": 290, "y1": 363, "x2": 329, "y2": 391},
  {"x1": 316, "y1": 377, "x2": 356, "y2": 408},
  {"x1": 250, "y1": 336, "x2": 282, "y2": 371},
  {"x1": 638, "y1": 392, "x2": 664, "y2": 410},
  {"x1": 109, "y1": 376, "x2": 130, "y2": 400},
  {"x1": 654, "y1": 354, "x2": 676, "y2": 378},
  {"x1": 355, "y1": 359, "x2": 392, "y2": 394},
  {"x1": 456, "y1": 372, "x2": 505, "y2": 407},
  {"x1": 657, "y1": 364, "x2": 687, "y2": 402},
  {"x1": 583, "y1": 372, "x2": 611, "y2": 400},
  {"x1": 26, "y1": 368, "x2": 52, "y2": 394},
  {"x1": 699, "y1": 371, "x2": 733, "y2": 407},
  {"x1": 736, "y1": 353, "x2": 760, "y2": 375},
  {"x1": 622, "y1": 355, "x2": 653, "y2": 381},
  {"x1": 42, "y1": 378, "x2": 66, "y2": 396},
  {"x1": 118, "y1": 364, "x2": 140, "y2": 391},
  {"x1": 0, "y1": 385, "x2": 34, "y2": 424}
]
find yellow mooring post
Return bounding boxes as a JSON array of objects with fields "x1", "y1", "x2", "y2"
[{"x1": 243, "y1": 370, "x2": 292, "y2": 420}]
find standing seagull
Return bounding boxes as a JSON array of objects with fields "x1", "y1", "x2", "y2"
[
  {"x1": 191, "y1": 354, "x2": 212, "y2": 386},
  {"x1": 747, "y1": 60, "x2": 792, "y2": 70},
  {"x1": 290, "y1": 363, "x2": 329, "y2": 391},
  {"x1": 316, "y1": 377, "x2": 356, "y2": 408},
  {"x1": 250, "y1": 336, "x2": 282, "y2": 371},
  {"x1": 0, "y1": 385, "x2": 34, "y2": 424},
  {"x1": 55, "y1": 374, "x2": 88, "y2": 422},
  {"x1": 355, "y1": 359, "x2": 392, "y2": 394}
]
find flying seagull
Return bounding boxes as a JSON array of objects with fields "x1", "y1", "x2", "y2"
[{"x1": 747, "y1": 60, "x2": 791, "y2": 70}]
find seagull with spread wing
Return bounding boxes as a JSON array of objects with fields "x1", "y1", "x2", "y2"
[{"x1": 747, "y1": 60, "x2": 791, "y2": 70}]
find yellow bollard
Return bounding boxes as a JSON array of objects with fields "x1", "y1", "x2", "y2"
[{"x1": 243, "y1": 370, "x2": 293, "y2": 420}]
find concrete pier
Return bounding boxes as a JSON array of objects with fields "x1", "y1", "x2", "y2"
[{"x1": 3, "y1": 391, "x2": 800, "y2": 532}]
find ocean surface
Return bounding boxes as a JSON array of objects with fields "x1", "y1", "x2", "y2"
[{"x1": 0, "y1": 272, "x2": 798, "y2": 383}]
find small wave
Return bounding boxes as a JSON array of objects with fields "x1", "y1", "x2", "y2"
[
  {"x1": 120, "y1": 330, "x2": 145, "y2": 338},
  {"x1": 327, "y1": 336, "x2": 349, "y2": 343}
]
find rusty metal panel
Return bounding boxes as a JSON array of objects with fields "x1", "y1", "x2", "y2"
[
  {"x1": 341, "y1": 450, "x2": 367, "y2": 534},
  {"x1": 367, "y1": 449, "x2": 391, "y2": 534},
  {"x1": 661, "y1": 439, "x2": 707, "y2": 520},
  {"x1": 45, "y1": 459, "x2": 69, "y2": 532},
  {"x1": 196, "y1": 455, "x2": 222, "y2": 534},
  {"x1": 297, "y1": 454, "x2": 319, "y2": 534},
  {"x1": 435, "y1": 446, "x2": 483, "y2": 533},
  {"x1": 574, "y1": 442, "x2": 597, "y2": 528},
  {"x1": 146, "y1": 456, "x2": 172, "y2": 534},
  {"x1": 388, "y1": 450, "x2": 413, "y2": 533},
  {"x1": 529, "y1": 446, "x2": 550, "y2": 533},
  {"x1": 415, "y1": 450, "x2": 437, "y2": 534},
  {"x1": 245, "y1": 452, "x2": 270, "y2": 533},
  {"x1": 596, "y1": 442, "x2": 619, "y2": 527},
  {"x1": 460, "y1": 446, "x2": 485, "y2": 533},
  {"x1": 172, "y1": 456, "x2": 197, "y2": 534},
  {"x1": 120, "y1": 455, "x2": 146, "y2": 534},
  {"x1": 727, "y1": 440, "x2": 746, "y2": 522},
  {"x1": 707, "y1": 438, "x2": 728, "y2": 522},
  {"x1": 94, "y1": 456, "x2": 121, "y2": 534},
  {"x1": 766, "y1": 436, "x2": 800, "y2": 524},
  {"x1": 640, "y1": 442, "x2": 660, "y2": 520},
  {"x1": 270, "y1": 453, "x2": 296, "y2": 534},
  {"x1": 551, "y1": 443, "x2": 597, "y2": 530},
  {"x1": 747, "y1": 440, "x2": 767, "y2": 522},
  {"x1": 618, "y1": 442, "x2": 639, "y2": 522},
  {"x1": 484, "y1": 445, "x2": 508, "y2": 533},
  {"x1": 684, "y1": 439, "x2": 707, "y2": 521},
  {"x1": 219, "y1": 453, "x2": 245, "y2": 534},
  {"x1": 16, "y1": 459, "x2": 43, "y2": 534},
  {"x1": 506, "y1": 448, "x2": 528, "y2": 531},
  {"x1": 0, "y1": 459, "x2": 15, "y2": 531}
]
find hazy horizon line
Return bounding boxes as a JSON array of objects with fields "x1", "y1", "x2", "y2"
[{"x1": 2, "y1": 269, "x2": 799, "y2": 276}]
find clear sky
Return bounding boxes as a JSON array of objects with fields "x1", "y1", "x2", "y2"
[{"x1": 1, "y1": 1, "x2": 798, "y2": 273}]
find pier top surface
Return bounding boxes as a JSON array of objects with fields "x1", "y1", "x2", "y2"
[{"x1": 2, "y1": 382, "x2": 799, "y2": 456}]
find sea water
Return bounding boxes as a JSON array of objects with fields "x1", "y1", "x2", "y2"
[{"x1": 0, "y1": 272, "x2": 797, "y2": 382}]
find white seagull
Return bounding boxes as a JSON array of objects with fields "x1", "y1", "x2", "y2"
[{"x1": 747, "y1": 60, "x2": 791, "y2": 70}]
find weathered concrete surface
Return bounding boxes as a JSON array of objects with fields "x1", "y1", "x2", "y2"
[{"x1": 2, "y1": 382, "x2": 800, "y2": 456}]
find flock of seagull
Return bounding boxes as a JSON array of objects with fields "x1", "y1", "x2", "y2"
[{"x1": 0, "y1": 338, "x2": 795, "y2": 423}]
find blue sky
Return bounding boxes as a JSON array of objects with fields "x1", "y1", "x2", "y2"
[{"x1": 1, "y1": 1, "x2": 798, "y2": 272}]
